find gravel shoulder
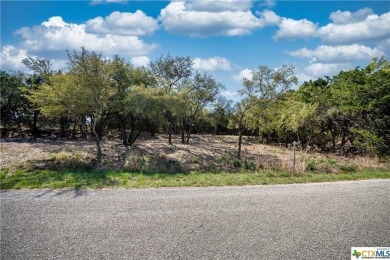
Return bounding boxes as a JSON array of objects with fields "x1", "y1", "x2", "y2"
[{"x1": 1, "y1": 179, "x2": 389, "y2": 259}]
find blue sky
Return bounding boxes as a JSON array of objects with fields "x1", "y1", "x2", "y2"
[{"x1": 1, "y1": 0, "x2": 389, "y2": 101}]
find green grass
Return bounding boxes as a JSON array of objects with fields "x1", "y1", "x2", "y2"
[{"x1": 1, "y1": 168, "x2": 389, "y2": 189}]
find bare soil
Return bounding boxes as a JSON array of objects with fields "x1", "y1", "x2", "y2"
[{"x1": 0, "y1": 134, "x2": 387, "y2": 173}]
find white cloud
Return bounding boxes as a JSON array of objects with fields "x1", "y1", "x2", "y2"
[
  {"x1": 303, "y1": 63, "x2": 350, "y2": 78},
  {"x1": 0, "y1": 45, "x2": 30, "y2": 71},
  {"x1": 295, "y1": 72, "x2": 313, "y2": 85},
  {"x1": 377, "y1": 39, "x2": 390, "y2": 53},
  {"x1": 41, "y1": 16, "x2": 68, "y2": 28},
  {"x1": 221, "y1": 90, "x2": 239, "y2": 99},
  {"x1": 233, "y1": 68, "x2": 252, "y2": 82},
  {"x1": 86, "y1": 11, "x2": 158, "y2": 36},
  {"x1": 159, "y1": 1, "x2": 264, "y2": 36},
  {"x1": 186, "y1": 0, "x2": 253, "y2": 12},
  {"x1": 287, "y1": 44, "x2": 385, "y2": 63},
  {"x1": 257, "y1": 10, "x2": 281, "y2": 25},
  {"x1": 274, "y1": 18, "x2": 317, "y2": 40},
  {"x1": 90, "y1": 0, "x2": 128, "y2": 5},
  {"x1": 193, "y1": 57, "x2": 232, "y2": 71},
  {"x1": 0, "y1": 45, "x2": 68, "y2": 72},
  {"x1": 329, "y1": 8, "x2": 374, "y2": 24},
  {"x1": 15, "y1": 16, "x2": 157, "y2": 58},
  {"x1": 258, "y1": 0, "x2": 276, "y2": 8},
  {"x1": 318, "y1": 11, "x2": 390, "y2": 44},
  {"x1": 131, "y1": 56, "x2": 150, "y2": 67}
]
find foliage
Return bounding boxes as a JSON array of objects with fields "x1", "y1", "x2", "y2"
[{"x1": 1, "y1": 50, "x2": 389, "y2": 160}]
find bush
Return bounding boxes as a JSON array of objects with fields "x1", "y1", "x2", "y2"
[
  {"x1": 243, "y1": 160, "x2": 256, "y2": 170},
  {"x1": 338, "y1": 164, "x2": 357, "y2": 172},
  {"x1": 306, "y1": 159, "x2": 317, "y2": 171}
]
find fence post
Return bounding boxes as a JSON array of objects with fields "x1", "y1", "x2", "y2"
[{"x1": 292, "y1": 141, "x2": 297, "y2": 174}]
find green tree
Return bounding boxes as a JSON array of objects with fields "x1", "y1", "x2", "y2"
[
  {"x1": 67, "y1": 48, "x2": 113, "y2": 159},
  {"x1": 21, "y1": 57, "x2": 55, "y2": 137},
  {"x1": 151, "y1": 55, "x2": 193, "y2": 145},
  {"x1": 0, "y1": 71, "x2": 28, "y2": 137},
  {"x1": 180, "y1": 72, "x2": 224, "y2": 143},
  {"x1": 236, "y1": 65, "x2": 298, "y2": 158}
]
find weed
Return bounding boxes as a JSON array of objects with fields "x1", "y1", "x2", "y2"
[
  {"x1": 306, "y1": 159, "x2": 317, "y2": 171},
  {"x1": 327, "y1": 158, "x2": 337, "y2": 165},
  {"x1": 243, "y1": 160, "x2": 256, "y2": 171},
  {"x1": 338, "y1": 164, "x2": 357, "y2": 172}
]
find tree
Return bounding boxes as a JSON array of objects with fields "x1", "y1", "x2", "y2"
[
  {"x1": 21, "y1": 57, "x2": 55, "y2": 137},
  {"x1": 209, "y1": 97, "x2": 233, "y2": 136},
  {"x1": 67, "y1": 48, "x2": 113, "y2": 159},
  {"x1": 27, "y1": 73, "x2": 91, "y2": 137},
  {"x1": 0, "y1": 71, "x2": 27, "y2": 137},
  {"x1": 180, "y1": 72, "x2": 224, "y2": 143},
  {"x1": 330, "y1": 57, "x2": 390, "y2": 156},
  {"x1": 229, "y1": 98, "x2": 252, "y2": 159},
  {"x1": 150, "y1": 55, "x2": 193, "y2": 145},
  {"x1": 236, "y1": 65, "x2": 298, "y2": 158},
  {"x1": 150, "y1": 54, "x2": 193, "y2": 93}
]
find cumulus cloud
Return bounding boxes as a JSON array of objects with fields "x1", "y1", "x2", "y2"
[
  {"x1": 258, "y1": 0, "x2": 276, "y2": 8},
  {"x1": 186, "y1": 0, "x2": 253, "y2": 12},
  {"x1": 274, "y1": 18, "x2": 317, "y2": 40},
  {"x1": 303, "y1": 63, "x2": 350, "y2": 78},
  {"x1": 193, "y1": 57, "x2": 232, "y2": 71},
  {"x1": 159, "y1": 1, "x2": 264, "y2": 36},
  {"x1": 0, "y1": 45, "x2": 30, "y2": 71},
  {"x1": 329, "y1": 8, "x2": 374, "y2": 24},
  {"x1": 131, "y1": 56, "x2": 150, "y2": 67},
  {"x1": 318, "y1": 11, "x2": 390, "y2": 44},
  {"x1": 86, "y1": 11, "x2": 158, "y2": 36},
  {"x1": 287, "y1": 44, "x2": 385, "y2": 63},
  {"x1": 257, "y1": 10, "x2": 282, "y2": 25},
  {"x1": 221, "y1": 90, "x2": 239, "y2": 99},
  {"x1": 15, "y1": 16, "x2": 157, "y2": 58},
  {"x1": 256, "y1": 10, "x2": 317, "y2": 40},
  {"x1": 233, "y1": 68, "x2": 252, "y2": 82},
  {"x1": 294, "y1": 62, "x2": 352, "y2": 84},
  {"x1": 90, "y1": 0, "x2": 128, "y2": 5},
  {"x1": 377, "y1": 39, "x2": 390, "y2": 53},
  {"x1": 0, "y1": 45, "x2": 68, "y2": 72}
]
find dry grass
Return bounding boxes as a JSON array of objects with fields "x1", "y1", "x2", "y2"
[{"x1": 0, "y1": 134, "x2": 388, "y2": 174}]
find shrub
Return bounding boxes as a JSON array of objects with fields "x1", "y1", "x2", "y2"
[
  {"x1": 243, "y1": 160, "x2": 256, "y2": 171},
  {"x1": 338, "y1": 164, "x2": 357, "y2": 172},
  {"x1": 306, "y1": 159, "x2": 317, "y2": 171}
]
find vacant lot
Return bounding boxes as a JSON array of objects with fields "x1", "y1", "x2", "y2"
[
  {"x1": 1, "y1": 134, "x2": 388, "y2": 174},
  {"x1": 1, "y1": 135, "x2": 389, "y2": 189}
]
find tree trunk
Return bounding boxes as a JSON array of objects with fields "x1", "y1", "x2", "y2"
[
  {"x1": 168, "y1": 131, "x2": 173, "y2": 145},
  {"x1": 237, "y1": 125, "x2": 243, "y2": 159},
  {"x1": 116, "y1": 114, "x2": 128, "y2": 146},
  {"x1": 185, "y1": 124, "x2": 192, "y2": 144},
  {"x1": 72, "y1": 119, "x2": 77, "y2": 138},
  {"x1": 94, "y1": 135, "x2": 102, "y2": 160},
  {"x1": 60, "y1": 117, "x2": 68, "y2": 138},
  {"x1": 180, "y1": 118, "x2": 185, "y2": 144},
  {"x1": 148, "y1": 120, "x2": 156, "y2": 137},
  {"x1": 93, "y1": 123, "x2": 102, "y2": 160},
  {"x1": 31, "y1": 110, "x2": 41, "y2": 138},
  {"x1": 127, "y1": 115, "x2": 140, "y2": 146}
]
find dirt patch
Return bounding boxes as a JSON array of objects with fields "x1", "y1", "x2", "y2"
[{"x1": 0, "y1": 135, "x2": 387, "y2": 173}]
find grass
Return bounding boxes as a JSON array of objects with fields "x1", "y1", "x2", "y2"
[{"x1": 1, "y1": 168, "x2": 389, "y2": 190}]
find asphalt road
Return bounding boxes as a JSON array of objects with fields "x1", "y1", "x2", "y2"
[{"x1": 1, "y1": 179, "x2": 389, "y2": 260}]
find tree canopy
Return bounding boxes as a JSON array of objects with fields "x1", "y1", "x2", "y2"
[{"x1": 1, "y1": 50, "x2": 388, "y2": 158}]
